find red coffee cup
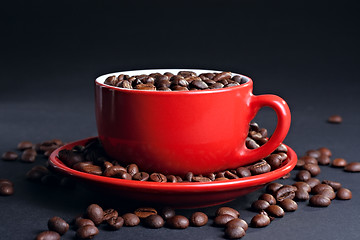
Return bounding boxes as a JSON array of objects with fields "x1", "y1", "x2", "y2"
[{"x1": 95, "y1": 69, "x2": 291, "y2": 175}]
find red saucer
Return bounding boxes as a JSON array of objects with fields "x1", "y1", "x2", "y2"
[{"x1": 49, "y1": 137, "x2": 297, "y2": 208}]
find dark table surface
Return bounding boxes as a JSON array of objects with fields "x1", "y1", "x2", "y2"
[{"x1": 1, "y1": 0, "x2": 360, "y2": 239}]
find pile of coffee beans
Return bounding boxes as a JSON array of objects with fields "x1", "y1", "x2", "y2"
[{"x1": 103, "y1": 71, "x2": 248, "y2": 91}]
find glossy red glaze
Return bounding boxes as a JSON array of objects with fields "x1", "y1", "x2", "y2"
[
  {"x1": 95, "y1": 69, "x2": 291, "y2": 175},
  {"x1": 49, "y1": 137, "x2": 297, "y2": 208}
]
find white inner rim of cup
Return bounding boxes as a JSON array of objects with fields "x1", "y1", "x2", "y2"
[{"x1": 95, "y1": 69, "x2": 250, "y2": 87}]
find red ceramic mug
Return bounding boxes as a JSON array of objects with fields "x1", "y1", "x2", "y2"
[{"x1": 95, "y1": 69, "x2": 291, "y2": 175}]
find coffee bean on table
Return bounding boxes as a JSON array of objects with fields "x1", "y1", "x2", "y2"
[
  {"x1": 305, "y1": 178, "x2": 321, "y2": 188},
  {"x1": 278, "y1": 199, "x2": 298, "y2": 212},
  {"x1": 36, "y1": 230, "x2": 60, "y2": 240},
  {"x1": 306, "y1": 150, "x2": 321, "y2": 158},
  {"x1": 122, "y1": 213, "x2": 140, "y2": 227},
  {"x1": 293, "y1": 182, "x2": 311, "y2": 192},
  {"x1": 327, "y1": 115, "x2": 342, "y2": 123},
  {"x1": 266, "y1": 205, "x2": 285, "y2": 218},
  {"x1": 249, "y1": 160, "x2": 271, "y2": 175},
  {"x1": 150, "y1": 173, "x2": 167, "y2": 182},
  {"x1": 225, "y1": 225, "x2": 246, "y2": 239},
  {"x1": 250, "y1": 214, "x2": 271, "y2": 228},
  {"x1": 295, "y1": 189, "x2": 310, "y2": 201},
  {"x1": 226, "y1": 218, "x2": 248, "y2": 231},
  {"x1": 266, "y1": 182, "x2": 283, "y2": 195},
  {"x1": 332, "y1": 158, "x2": 347, "y2": 167},
  {"x1": 344, "y1": 162, "x2": 360, "y2": 172},
  {"x1": 319, "y1": 189, "x2": 336, "y2": 200},
  {"x1": 317, "y1": 155, "x2": 330, "y2": 165},
  {"x1": 86, "y1": 204, "x2": 104, "y2": 225},
  {"x1": 259, "y1": 193, "x2": 276, "y2": 205},
  {"x1": 103, "y1": 209, "x2": 118, "y2": 222},
  {"x1": 300, "y1": 156, "x2": 318, "y2": 165},
  {"x1": 21, "y1": 149, "x2": 37, "y2": 163},
  {"x1": 0, "y1": 179, "x2": 14, "y2": 196},
  {"x1": 190, "y1": 212, "x2": 208, "y2": 227},
  {"x1": 215, "y1": 207, "x2": 240, "y2": 218},
  {"x1": 214, "y1": 214, "x2": 236, "y2": 226},
  {"x1": 134, "y1": 207, "x2": 157, "y2": 219},
  {"x1": 2, "y1": 151, "x2": 18, "y2": 161},
  {"x1": 107, "y1": 216, "x2": 124, "y2": 230},
  {"x1": 251, "y1": 200, "x2": 270, "y2": 211},
  {"x1": 275, "y1": 185, "x2": 297, "y2": 202},
  {"x1": 47, "y1": 216, "x2": 69, "y2": 235},
  {"x1": 296, "y1": 170, "x2": 312, "y2": 181},
  {"x1": 76, "y1": 225, "x2": 99, "y2": 239},
  {"x1": 312, "y1": 184, "x2": 333, "y2": 195},
  {"x1": 160, "y1": 207, "x2": 175, "y2": 220},
  {"x1": 26, "y1": 165, "x2": 50, "y2": 181},
  {"x1": 167, "y1": 215, "x2": 189, "y2": 229},
  {"x1": 236, "y1": 167, "x2": 251, "y2": 178},
  {"x1": 303, "y1": 164, "x2": 321, "y2": 176},
  {"x1": 295, "y1": 158, "x2": 305, "y2": 169},
  {"x1": 144, "y1": 214, "x2": 165, "y2": 228},
  {"x1": 317, "y1": 147, "x2": 332, "y2": 157},
  {"x1": 17, "y1": 141, "x2": 33, "y2": 150},
  {"x1": 309, "y1": 195, "x2": 331, "y2": 207},
  {"x1": 336, "y1": 188, "x2": 352, "y2": 200},
  {"x1": 322, "y1": 180, "x2": 342, "y2": 191}
]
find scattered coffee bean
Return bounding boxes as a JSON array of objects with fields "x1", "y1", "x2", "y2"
[
  {"x1": 312, "y1": 184, "x2": 333, "y2": 195},
  {"x1": 322, "y1": 180, "x2": 342, "y2": 191},
  {"x1": 47, "y1": 216, "x2": 69, "y2": 235},
  {"x1": 327, "y1": 115, "x2": 342, "y2": 123},
  {"x1": 190, "y1": 212, "x2": 208, "y2": 227},
  {"x1": 305, "y1": 178, "x2": 321, "y2": 188},
  {"x1": 103, "y1": 209, "x2": 118, "y2": 222},
  {"x1": 0, "y1": 179, "x2": 14, "y2": 196},
  {"x1": 215, "y1": 207, "x2": 240, "y2": 218},
  {"x1": 225, "y1": 226, "x2": 246, "y2": 239},
  {"x1": 336, "y1": 188, "x2": 352, "y2": 200},
  {"x1": 275, "y1": 185, "x2": 297, "y2": 201},
  {"x1": 259, "y1": 193, "x2": 276, "y2": 205},
  {"x1": 36, "y1": 231, "x2": 60, "y2": 240},
  {"x1": 319, "y1": 189, "x2": 336, "y2": 200},
  {"x1": 293, "y1": 182, "x2": 311, "y2": 192},
  {"x1": 344, "y1": 162, "x2": 360, "y2": 172},
  {"x1": 107, "y1": 216, "x2": 124, "y2": 230},
  {"x1": 249, "y1": 160, "x2": 271, "y2": 175},
  {"x1": 295, "y1": 189, "x2": 310, "y2": 201},
  {"x1": 252, "y1": 200, "x2": 270, "y2": 211},
  {"x1": 17, "y1": 141, "x2": 33, "y2": 150},
  {"x1": 144, "y1": 214, "x2": 165, "y2": 228},
  {"x1": 75, "y1": 218, "x2": 95, "y2": 228},
  {"x1": 250, "y1": 214, "x2": 270, "y2": 228},
  {"x1": 317, "y1": 147, "x2": 332, "y2": 157},
  {"x1": 266, "y1": 182, "x2": 283, "y2": 195},
  {"x1": 160, "y1": 207, "x2": 175, "y2": 220},
  {"x1": 26, "y1": 165, "x2": 49, "y2": 182},
  {"x1": 21, "y1": 149, "x2": 37, "y2": 163},
  {"x1": 303, "y1": 163, "x2": 321, "y2": 176},
  {"x1": 86, "y1": 204, "x2": 104, "y2": 225},
  {"x1": 295, "y1": 158, "x2": 305, "y2": 169},
  {"x1": 309, "y1": 195, "x2": 331, "y2": 207},
  {"x1": 296, "y1": 170, "x2": 312, "y2": 181},
  {"x1": 332, "y1": 158, "x2": 347, "y2": 168},
  {"x1": 134, "y1": 207, "x2": 157, "y2": 219},
  {"x1": 214, "y1": 214, "x2": 236, "y2": 226},
  {"x1": 76, "y1": 225, "x2": 99, "y2": 239},
  {"x1": 226, "y1": 218, "x2": 248, "y2": 231},
  {"x1": 317, "y1": 155, "x2": 330, "y2": 165},
  {"x1": 266, "y1": 205, "x2": 285, "y2": 218},
  {"x1": 278, "y1": 199, "x2": 298, "y2": 212},
  {"x1": 122, "y1": 213, "x2": 140, "y2": 227},
  {"x1": 1, "y1": 151, "x2": 18, "y2": 161},
  {"x1": 300, "y1": 156, "x2": 318, "y2": 165},
  {"x1": 306, "y1": 150, "x2": 321, "y2": 158},
  {"x1": 167, "y1": 215, "x2": 189, "y2": 229}
]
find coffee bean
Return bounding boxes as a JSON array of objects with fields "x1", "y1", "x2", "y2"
[
  {"x1": 305, "y1": 178, "x2": 321, "y2": 188},
  {"x1": 266, "y1": 182, "x2": 283, "y2": 195},
  {"x1": 185, "y1": 172, "x2": 194, "y2": 182},
  {"x1": 317, "y1": 155, "x2": 330, "y2": 165},
  {"x1": 250, "y1": 214, "x2": 270, "y2": 228},
  {"x1": 73, "y1": 162, "x2": 102, "y2": 175},
  {"x1": 17, "y1": 141, "x2": 33, "y2": 150},
  {"x1": 26, "y1": 165, "x2": 49, "y2": 181},
  {"x1": 2, "y1": 151, "x2": 18, "y2": 161},
  {"x1": 336, "y1": 188, "x2": 352, "y2": 200},
  {"x1": 103, "y1": 166, "x2": 127, "y2": 177},
  {"x1": 317, "y1": 147, "x2": 332, "y2": 157},
  {"x1": 36, "y1": 231, "x2": 60, "y2": 240},
  {"x1": 160, "y1": 207, "x2": 175, "y2": 220},
  {"x1": 295, "y1": 159, "x2": 305, "y2": 169},
  {"x1": 21, "y1": 149, "x2": 37, "y2": 163},
  {"x1": 132, "y1": 172, "x2": 150, "y2": 181},
  {"x1": 312, "y1": 184, "x2": 333, "y2": 195},
  {"x1": 252, "y1": 200, "x2": 270, "y2": 211},
  {"x1": 86, "y1": 204, "x2": 104, "y2": 225},
  {"x1": 309, "y1": 195, "x2": 331, "y2": 207},
  {"x1": 190, "y1": 212, "x2": 208, "y2": 227},
  {"x1": 190, "y1": 80, "x2": 208, "y2": 89},
  {"x1": 303, "y1": 163, "x2": 321, "y2": 176},
  {"x1": 225, "y1": 226, "x2": 246, "y2": 239},
  {"x1": 293, "y1": 182, "x2": 311, "y2": 192},
  {"x1": 215, "y1": 207, "x2": 240, "y2": 218},
  {"x1": 275, "y1": 185, "x2": 297, "y2": 201},
  {"x1": 300, "y1": 156, "x2": 318, "y2": 165},
  {"x1": 134, "y1": 207, "x2": 157, "y2": 219},
  {"x1": 322, "y1": 180, "x2": 342, "y2": 191},
  {"x1": 103, "y1": 161, "x2": 113, "y2": 170},
  {"x1": 205, "y1": 173, "x2": 216, "y2": 181},
  {"x1": 114, "y1": 170, "x2": 132, "y2": 180},
  {"x1": 265, "y1": 154, "x2": 282, "y2": 170},
  {"x1": 167, "y1": 215, "x2": 189, "y2": 229},
  {"x1": 192, "y1": 176, "x2": 212, "y2": 182},
  {"x1": 319, "y1": 189, "x2": 336, "y2": 200},
  {"x1": 259, "y1": 193, "x2": 276, "y2": 205},
  {"x1": 266, "y1": 205, "x2": 284, "y2": 218},
  {"x1": 76, "y1": 225, "x2": 99, "y2": 239},
  {"x1": 236, "y1": 167, "x2": 251, "y2": 178},
  {"x1": 214, "y1": 214, "x2": 236, "y2": 226},
  {"x1": 306, "y1": 150, "x2": 321, "y2": 158},
  {"x1": 246, "y1": 138, "x2": 260, "y2": 149},
  {"x1": 58, "y1": 150, "x2": 83, "y2": 167},
  {"x1": 249, "y1": 160, "x2": 271, "y2": 175},
  {"x1": 144, "y1": 215, "x2": 165, "y2": 229},
  {"x1": 295, "y1": 189, "x2": 309, "y2": 201},
  {"x1": 47, "y1": 216, "x2": 69, "y2": 235},
  {"x1": 107, "y1": 216, "x2": 124, "y2": 230},
  {"x1": 215, "y1": 177, "x2": 230, "y2": 181},
  {"x1": 328, "y1": 115, "x2": 342, "y2": 123},
  {"x1": 224, "y1": 170, "x2": 239, "y2": 179},
  {"x1": 278, "y1": 199, "x2": 298, "y2": 212},
  {"x1": 149, "y1": 173, "x2": 167, "y2": 182},
  {"x1": 75, "y1": 218, "x2": 95, "y2": 229},
  {"x1": 226, "y1": 218, "x2": 248, "y2": 231},
  {"x1": 276, "y1": 144, "x2": 288, "y2": 153},
  {"x1": 344, "y1": 162, "x2": 360, "y2": 172},
  {"x1": 122, "y1": 213, "x2": 140, "y2": 227},
  {"x1": 296, "y1": 170, "x2": 311, "y2": 181},
  {"x1": 0, "y1": 179, "x2": 14, "y2": 196},
  {"x1": 126, "y1": 164, "x2": 139, "y2": 176},
  {"x1": 281, "y1": 173, "x2": 291, "y2": 179},
  {"x1": 103, "y1": 209, "x2": 118, "y2": 222},
  {"x1": 332, "y1": 158, "x2": 347, "y2": 167}
]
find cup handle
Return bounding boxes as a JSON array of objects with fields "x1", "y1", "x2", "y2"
[{"x1": 238, "y1": 94, "x2": 291, "y2": 165}]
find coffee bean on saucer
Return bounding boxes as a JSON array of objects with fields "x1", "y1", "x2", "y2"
[
  {"x1": 322, "y1": 180, "x2": 342, "y2": 191},
  {"x1": 266, "y1": 182, "x2": 283, "y2": 195},
  {"x1": 103, "y1": 209, "x2": 118, "y2": 222},
  {"x1": 236, "y1": 167, "x2": 251, "y2": 178},
  {"x1": 107, "y1": 216, "x2": 124, "y2": 230},
  {"x1": 328, "y1": 115, "x2": 342, "y2": 123},
  {"x1": 305, "y1": 178, "x2": 321, "y2": 188},
  {"x1": 312, "y1": 184, "x2": 333, "y2": 195},
  {"x1": 275, "y1": 185, "x2": 297, "y2": 202},
  {"x1": 160, "y1": 207, "x2": 175, "y2": 220},
  {"x1": 17, "y1": 141, "x2": 33, "y2": 150},
  {"x1": 215, "y1": 207, "x2": 240, "y2": 218},
  {"x1": 250, "y1": 214, "x2": 270, "y2": 228},
  {"x1": 214, "y1": 214, "x2": 236, "y2": 226},
  {"x1": 332, "y1": 158, "x2": 347, "y2": 167},
  {"x1": 103, "y1": 166, "x2": 127, "y2": 177},
  {"x1": 114, "y1": 170, "x2": 132, "y2": 180},
  {"x1": 336, "y1": 188, "x2": 352, "y2": 200},
  {"x1": 134, "y1": 207, "x2": 157, "y2": 219},
  {"x1": 204, "y1": 173, "x2": 216, "y2": 181},
  {"x1": 190, "y1": 212, "x2": 208, "y2": 227},
  {"x1": 21, "y1": 149, "x2": 37, "y2": 163},
  {"x1": 296, "y1": 170, "x2": 311, "y2": 181},
  {"x1": 192, "y1": 176, "x2": 212, "y2": 182},
  {"x1": 48, "y1": 216, "x2": 69, "y2": 235},
  {"x1": 303, "y1": 164, "x2": 321, "y2": 176},
  {"x1": 126, "y1": 164, "x2": 139, "y2": 176},
  {"x1": 278, "y1": 199, "x2": 298, "y2": 212},
  {"x1": 36, "y1": 231, "x2": 60, "y2": 240},
  {"x1": 265, "y1": 154, "x2": 282, "y2": 170},
  {"x1": 167, "y1": 215, "x2": 189, "y2": 229},
  {"x1": 249, "y1": 160, "x2": 271, "y2": 175},
  {"x1": 259, "y1": 193, "x2": 276, "y2": 205},
  {"x1": 76, "y1": 225, "x2": 99, "y2": 239},
  {"x1": 252, "y1": 200, "x2": 270, "y2": 211},
  {"x1": 225, "y1": 225, "x2": 246, "y2": 239},
  {"x1": 73, "y1": 162, "x2": 102, "y2": 175},
  {"x1": 2, "y1": 151, "x2": 18, "y2": 161},
  {"x1": 309, "y1": 195, "x2": 331, "y2": 207},
  {"x1": 246, "y1": 138, "x2": 260, "y2": 149},
  {"x1": 122, "y1": 213, "x2": 140, "y2": 227},
  {"x1": 166, "y1": 175, "x2": 177, "y2": 182},
  {"x1": 86, "y1": 204, "x2": 104, "y2": 225},
  {"x1": 293, "y1": 182, "x2": 311, "y2": 192},
  {"x1": 149, "y1": 173, "x2": 167, "y2": 182},
  {"x1": 266, "y1": 205, "x2": 285, "y2": 218},
  {"x1": 226, "y1": 218, "x2": 248, "y2": 231},
  {"x1": 344, "y1": 162, "x2": 360, "y2": 172},
  {"x1": 224, "y1": 170, "x2": 239, "y2": 179},
  {"x1": 295, "y1": 189, "x2": 309, "y2": 201},
  {"x1": 215, "y1": 177, "x2": 230, "y2": 181},
  {"x1": 185, "y1": 172, "x2": 194, "y2": 181},
  {"x1": 0, "y1": 179, "x2": 14, "y2": 196}
]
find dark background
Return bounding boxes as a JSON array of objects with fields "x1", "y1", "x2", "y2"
[{"x1": 1, "y1": 0, "x2": 360, "y2": 239}]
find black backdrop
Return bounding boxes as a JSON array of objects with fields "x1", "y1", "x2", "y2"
[{"x1": 1, "y1": 1, "x2": 360, "y2": 239}]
